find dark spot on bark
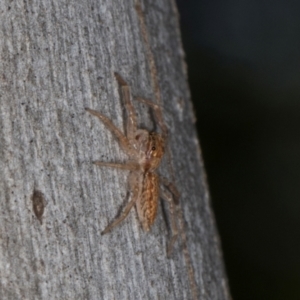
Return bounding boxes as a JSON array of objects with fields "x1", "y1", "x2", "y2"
[{"x1": 31, "y1": 190, "x2": 45, "y2": 224}]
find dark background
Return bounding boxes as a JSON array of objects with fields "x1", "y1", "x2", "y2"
[{"x1": 176, "y1": 1, "x2": 300, "y2": 299}]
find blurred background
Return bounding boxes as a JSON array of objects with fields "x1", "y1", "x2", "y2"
[{"x1": 176, "y1": 1, "x2": 300, "y2": 299}]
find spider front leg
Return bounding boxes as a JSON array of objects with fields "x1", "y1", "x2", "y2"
[
  {"x1": 114, "y1": 72, "x2": 138, "y2": 142},
  {"x1": 136, "y1": 96, "x2": 168, "y2": 138},
  {"x1": 85, "y1": 108, "x2": 137, "y2": 157}
]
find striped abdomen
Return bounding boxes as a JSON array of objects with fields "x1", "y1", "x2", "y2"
[{"x1": 136, "y1": 172, "x2": 159, "y2": 231}]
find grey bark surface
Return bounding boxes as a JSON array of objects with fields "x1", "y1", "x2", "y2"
[{"x1": 0, "y1": 0, "x2": 230, "y2": 299}]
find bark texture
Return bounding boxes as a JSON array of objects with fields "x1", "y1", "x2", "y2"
[{"x1": 0, "y1": 0, "x2": 230, "y2": 299}]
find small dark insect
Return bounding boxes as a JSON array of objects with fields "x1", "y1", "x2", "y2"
[{"x1": 31, "y1": 189, "x2": 45, "y2": 224}]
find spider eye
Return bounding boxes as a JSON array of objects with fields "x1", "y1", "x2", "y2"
[{"x1": 152, "y1": 146, "x2": 156, "y2": 151}]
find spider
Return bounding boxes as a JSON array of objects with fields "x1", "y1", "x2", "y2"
[{"x1": 85, "y1": 72, "x2": 179, "y2": 255}]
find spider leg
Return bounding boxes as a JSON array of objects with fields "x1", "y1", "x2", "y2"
[
  {"x1": 94, "y1": 161, "x2": 138, "y2": 171},
  {"x1": 161, "y1": 190, "x2": 179, "y2": 257},
  {"x1": 160, "y1": 176, "x2": 180, "y2": 205},
  {"x1": 85, "y1": 108, "x2": 137, "y2": 156},
  {"x1": 101, "y1": 176, "x2": 141, "y2": 235},
  {"x1": 135, "y1": 96, "x2": 168, "y2": 137},
  {"x1": 114, "y1": 73, "x2": 138, "y2": 141}
]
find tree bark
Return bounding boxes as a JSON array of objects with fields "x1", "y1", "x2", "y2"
[{"x1": 0, "y1": 0, "x2": 230, "y2": 299}]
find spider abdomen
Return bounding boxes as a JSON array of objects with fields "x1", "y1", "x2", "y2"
[{"x1": 137, "y1": 172, "x2": 159, "y2": 231}]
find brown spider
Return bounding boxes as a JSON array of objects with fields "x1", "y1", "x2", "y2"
[{"x1": 86, "y1": 73, "x2": 178, "y2": 255}]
